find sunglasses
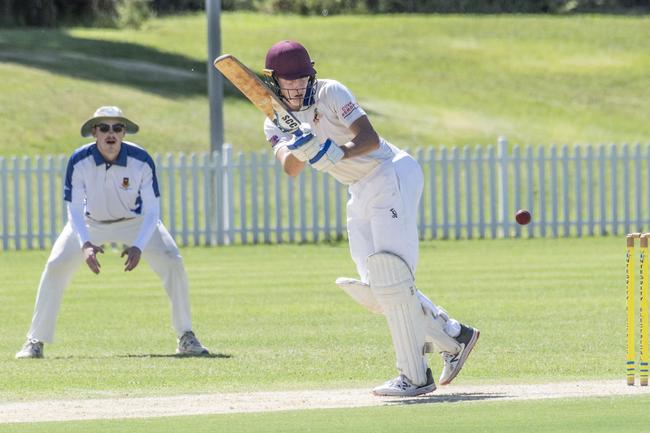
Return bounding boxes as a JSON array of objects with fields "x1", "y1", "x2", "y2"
[{"x1": 95, "y1": 123, "x2": 125, "y2": 133}]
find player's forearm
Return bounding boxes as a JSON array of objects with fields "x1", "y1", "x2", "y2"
[
  {"x1": 66, "y1": 202, "x2": 90, "y2": 247},
  {"x1": 276, "y1": 147, "x2": 306, "y2": 177},
  {"x1": 341, "y1": 129, "x2": 380, "y2": 160},
  {"x1": 132, "y1": 197, "x2": 160, "y2": 250}
]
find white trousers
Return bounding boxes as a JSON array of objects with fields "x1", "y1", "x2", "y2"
[
  {"x1": 347, "y1": 151, "x2": 461, "y2": 338},
  {"x1": 27, "y1": 218, "x2": 193, "y2": 343}
]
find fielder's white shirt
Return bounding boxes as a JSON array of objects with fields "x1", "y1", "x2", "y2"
[
  {"x1": 63, "y1": 141, "x2": 160, "y2": 250},
  {"x1": 264, "y1": 79, "x2": 397, "y2": 185}
]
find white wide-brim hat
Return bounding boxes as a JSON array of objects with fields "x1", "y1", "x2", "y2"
[{"x1": 80, "y1": 106, "x2": 139, "y2": 137}]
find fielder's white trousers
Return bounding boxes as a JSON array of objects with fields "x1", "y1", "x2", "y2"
[
  {"x1": 27, "y1": 218, "x2": 193, "y2": 343},
  {"x1": 347, "y1": 151, "x2": 461, "y2": 337}
]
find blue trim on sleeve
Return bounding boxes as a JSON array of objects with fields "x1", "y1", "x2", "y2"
[
  {"x1": 64, "y1": 144, "x2": 94, "y2": 202},
  {"x1": 124, "y1": 142, "x2": 160, "y2": 197},
  {"x1": 132, "y1": 193, "x2": 143, "y2": 215}
]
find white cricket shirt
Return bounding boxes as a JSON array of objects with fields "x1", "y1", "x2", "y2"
[
  {"x1": 63, "y1": 141, "x2": 160, "y2": 249},
  {"x1": 264, "y1": 79, "x2": 397, "y2": 185}
]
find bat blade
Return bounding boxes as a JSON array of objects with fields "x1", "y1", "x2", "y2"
[{"x1": 214, "y1": 54, "x2": 300, "y2": 133}]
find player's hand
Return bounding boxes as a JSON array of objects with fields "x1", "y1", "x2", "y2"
[
  {"x1": 286, "y1": 123, "x2": 319, "y2": 162},
  {"x1": 121, "y1": 246, "x2": 142, "y2": 272},
  {"x1": 82, "y1": 241, "x2": 104, "y2": 274},
  {"x1": 309, "y1": 138, "x2": 344, "y2": 172}
]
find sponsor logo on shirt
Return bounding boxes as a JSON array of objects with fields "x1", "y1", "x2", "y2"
[
  {"x1": 269, "y1": 135, "x2": 280, "y2": 147},
  {"x1": 340, "y1": 101, "x2": 358, "y2": 119}
]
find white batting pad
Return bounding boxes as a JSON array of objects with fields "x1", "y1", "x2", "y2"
[
  {"x1": 335, "y1": 277, "x2": 383, "y2": 314},
  {"x1": 418, "y1": 292, "x2": 461, "y2": 354},
  {"x1": 368, "y1": 252, "x2": 428, "y2": 385}
]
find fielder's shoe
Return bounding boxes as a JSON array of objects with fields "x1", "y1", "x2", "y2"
[
  {"x1": 439, "y1": 324, "x2": 480, "y2": 385},
  {"x1": 372, "y1": 368, "x2": 436, "y2": 397},
  {"x1": 176, "y1": 331, "x2": 209, "y2": 355},
  {"x1": 15, "y1": 339, "x2": 44, "y2": 359}
]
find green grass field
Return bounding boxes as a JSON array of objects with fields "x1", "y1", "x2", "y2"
[
  {"x1": 2, "y1": 11, "x2": 648, "y2": 432},
  {"x1": 1, "y1": 237, "x2": 642, "y2": 430},
  {"x1": 4, "y1": 396, "x2": 650, "y2": 433},
  {"x1": 0, "y1": 13, "x2": 649, "y2": 156}
]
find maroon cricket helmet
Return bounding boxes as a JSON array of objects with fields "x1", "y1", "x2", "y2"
[{"x1": 265, "y1": 40, "x2": 316, "y2": 80}]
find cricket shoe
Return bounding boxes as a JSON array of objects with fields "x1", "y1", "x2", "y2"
[
  {"x1": 439, "y1": 324, "x2": 480, "y2": 385},
  {"x1": 176, "y1": 331, "x2": 210, "y2": 355},
  {"x1": 372, "y1": 368, "x2": 436, "y2": 397},
  {"x1": 15, "y1": 339, "x2": 44, "y2": 359}
]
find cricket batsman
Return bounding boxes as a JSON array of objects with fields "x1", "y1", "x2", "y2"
[{"x1": 262, "y1": 40, "x2": 480, "y2": 396}]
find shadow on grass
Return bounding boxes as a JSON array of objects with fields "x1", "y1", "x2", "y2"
[
  {"x1": 119, "y1": 353, "x2": 232, "y2": 359},
  {"x1": 0, "y1": 27, "x2": 243, "y2": 99},
  {"x1": 388, "y1": 392, "x2": 508, "y2": 405},
  {"x1": 47, "y1": 353, "x2": 232, "y2": 359}
]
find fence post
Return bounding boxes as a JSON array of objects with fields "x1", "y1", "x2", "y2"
[
  {"x1": 562, "y1": 144, "x2": 570, "y2": 237},
  {"x1": 476, "y1": 146, "x2": 485, "y2": 239},
  {"x1": 214, "y1": 149, "x2": 224, "y2": 246},
  {"x1": 166, "y1": 154, "x2": 176, "y2": 238},
  {"x1": 250, "y1": 152, "x2": 258, "y2": 244},
  {"x1": 441, "y1": 147, "x2": 449, "y2": 240},
  {"x1": 274, "y1": 156, "x2": 283, "y2": 243},
  {"x1": 575, "y1": 146, "x2": 583, "y2": 237},
  {"x1": 1, "y1": 157, "x2": 7, "y2": 250},
  {"x1": 191, "y1": 154, "x2": 200, "y2": 246},
  {"x1": 179, "y1": 153, "x2": 188, "y2": 247},
  {"x1": 525, "y1": 145, "x2": 534, "y2": 238},
  {"x1": 224, "y1": 145, "x2": 234, "y2": 245},
  {"x1": 13, "y1": 157, "x2": 20, "y2": 250},
  {"x1": 203, "y1": 153, "x2": 212, "y2": 245},
  {"x1": 239, "y1": 152, "x2": 247, "y2": 245},
  {"x1": 36, "y1": 156, "x2": 45, "y2": 249},
  {"x1": 463, "y1": 146, "x2": 472, "y2": 240},
  {"x1": 452, "y1": 147, "x2": 461, "y2": 239},
  {"x1": 498, "y1": 137, "x2": 509, "y2": 238},
  {"x1": 586, "y1": 146, "x2": 594, "y2": 236},
  {"x1": 429, "y1": 147, "x2": 437, "y2": 240},
  {"x1": 512, "y1": 145, "x2": 521, "y2": 238}
]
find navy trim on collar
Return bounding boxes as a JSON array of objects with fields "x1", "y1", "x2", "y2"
[{"x1": 91, "y1": 143, "x2": 127, "y2": 166}]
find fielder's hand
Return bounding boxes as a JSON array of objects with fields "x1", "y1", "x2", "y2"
[
  {"x1": 121, "y1": 246, "x2": 142, "y2": 272},
  {"x1": 82, "y1": 241, "x2": 104, "y2": 274},
  {"x1": 286, "y1": 123, "x2": 319, "y2": 162},
  {"x1": 309, "y1": 138, "x2": 344, "y2": 172}
]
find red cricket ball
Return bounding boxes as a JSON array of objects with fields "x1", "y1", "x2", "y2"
[{"x1": 515, "y1": 209, "x2": 532, "y2": 225}]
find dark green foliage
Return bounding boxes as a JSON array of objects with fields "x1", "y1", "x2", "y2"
[
  {"x1": 220, "y1": 0, "x2": 650, "y2": 13},
  {"x1": 1, "y1": 0, "x2": 649, "y2": 27}
]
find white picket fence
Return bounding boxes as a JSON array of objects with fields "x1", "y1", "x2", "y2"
[{"x1": 1, "y1": 138, "x2": 650, "y2": 251}]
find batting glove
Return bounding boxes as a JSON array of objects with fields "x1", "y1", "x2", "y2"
[
  {"x1": 309, "y1": 138, "x2": 344, "y2": 172},
  {"x1": 287, "y1": 123, "x2": 319, "y2": 162}
]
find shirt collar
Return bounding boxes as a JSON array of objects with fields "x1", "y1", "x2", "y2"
[{"x1": 91, "y1": 143, "x2": 127, "y2": 167}]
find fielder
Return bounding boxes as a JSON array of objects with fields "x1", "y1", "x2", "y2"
[
  {"x1": 262, "y1": 41, "x2": 479, "y2": 396},
  {"x1": 16, "y1": 106, "x2": 209, "y2": 359}
]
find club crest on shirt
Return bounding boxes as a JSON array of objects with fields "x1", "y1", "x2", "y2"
[
  {"x1": 313, "y1": 108, "x2": 320, "y2": 124},
  {"x1": 121, "y1": 177, "x2": 130, "y2": 189}
]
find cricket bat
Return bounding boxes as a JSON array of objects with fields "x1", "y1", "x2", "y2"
[{"x1": 214, "y1": 54, "x2": 300, "y2": 133}]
